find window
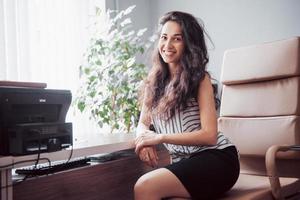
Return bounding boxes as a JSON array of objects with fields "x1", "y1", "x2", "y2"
[{"x1": 0, "y1": 0, "x2": 107, "y2": 147}]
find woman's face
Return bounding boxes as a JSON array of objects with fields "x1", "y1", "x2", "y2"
[{"x1": 158, "y1": 21, "x2": 184, "y2": 68}]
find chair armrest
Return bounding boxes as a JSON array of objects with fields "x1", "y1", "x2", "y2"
[{"x1": 265, "y1": 145, "x2": 300, "y2": 200}]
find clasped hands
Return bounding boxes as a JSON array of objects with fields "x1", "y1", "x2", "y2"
[{"x1": 135, "y1": 130, "x2": 162, "y2": 168}]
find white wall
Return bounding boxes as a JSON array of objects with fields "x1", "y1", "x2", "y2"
[
  {"x1": 105, "y1": 0, "x2": 152, "y2": 34},
  {"x1": 105, "y1": 0, "x2": 154, "y2": 67},
  {"x1": 109, "y1": 0, "x2": 300, "y2": 81},
  {"x1": 150, "y1": 0, "x2": 300, "y2": 80}
]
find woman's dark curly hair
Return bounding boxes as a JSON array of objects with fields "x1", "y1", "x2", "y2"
[{"x1": 144, "y1": 11, "x2": 210, "y2": 119}]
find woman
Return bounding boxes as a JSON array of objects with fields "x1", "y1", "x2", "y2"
[{"x1": 134, "y1": 11, "x2": 239, "y2": 200}]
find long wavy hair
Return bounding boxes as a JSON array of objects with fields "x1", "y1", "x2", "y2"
[{"x1": 144, "y1": 11, "x2": 210, "y2": 119}]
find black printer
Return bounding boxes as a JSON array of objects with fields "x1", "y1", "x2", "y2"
[{"x1": 0, "y1": 86, "x2": 73, "y2": 156}]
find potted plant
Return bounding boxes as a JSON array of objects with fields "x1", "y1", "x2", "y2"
[{"x1": 75, "y1": 5, "x2": 151, "y2": 133}]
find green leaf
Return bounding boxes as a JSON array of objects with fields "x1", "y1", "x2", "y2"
[
  {"x1": 95, "y1": 59, "x2": 102, "y2": 65},
  {"x1": 74, "y1": 5, "x2": 153, "y2": 133},
  {"x1": 77, "y1": 101, "x2": 86, "y2": 112}
]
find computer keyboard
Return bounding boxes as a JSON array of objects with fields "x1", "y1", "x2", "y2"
[{"x1": 15, "y1": 157, "x2": 91, "y2": 176}]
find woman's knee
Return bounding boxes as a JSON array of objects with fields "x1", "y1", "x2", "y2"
[
  {"x1": 134, "y1": 168, "x2": 191, "y2": 200},
  {"x1": 134, "y1": 172, "x2": 157, "y2": 196}
]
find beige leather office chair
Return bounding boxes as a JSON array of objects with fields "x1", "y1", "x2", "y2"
[{"x1": 218, "y1": 37, "x2": 300, "y2": 200}]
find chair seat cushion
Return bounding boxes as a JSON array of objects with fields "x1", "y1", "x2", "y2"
[{"x1": 219, "y1": 174, "x2": 300, "y2": 200}]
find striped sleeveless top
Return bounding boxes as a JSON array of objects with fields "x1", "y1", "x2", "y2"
[{"x1": 152, "y1": 98, "x2": 234, "y2": 162}]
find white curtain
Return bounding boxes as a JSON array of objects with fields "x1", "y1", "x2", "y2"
[{"x1": 0, "y1": 0, "x2": 107, "y2": 147}]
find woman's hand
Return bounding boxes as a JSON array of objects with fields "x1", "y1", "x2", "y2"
[
  {"x1": 138, "y1": 146, "x2": 159, "y2": 168},
  {"x1": 135, "y1": 130, "x2": 163, "y2": 155}
]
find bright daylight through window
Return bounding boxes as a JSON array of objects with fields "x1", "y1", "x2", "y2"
[{"x1": 0, "y1": 0, "x2": 107, "y2": 147}]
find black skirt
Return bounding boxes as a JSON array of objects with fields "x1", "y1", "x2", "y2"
[{"x1": 164, "y1": 146, "x2": 240, "y2": 200}]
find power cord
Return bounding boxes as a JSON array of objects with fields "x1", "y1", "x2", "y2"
[{"x1": 0, "y1": 147, "x2": 74, "y2": 189}]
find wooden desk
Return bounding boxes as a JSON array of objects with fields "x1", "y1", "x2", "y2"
[
  {"x1": 12, "y1": 146, "x2": 170, "y2": 200},
  {"x1": 0, "y1": 133, "x2": 135, "y2": 200}
]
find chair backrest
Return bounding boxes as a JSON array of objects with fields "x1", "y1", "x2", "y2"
[{"x1": 218, "y1": 37, "x2": 300, "y2": 177}]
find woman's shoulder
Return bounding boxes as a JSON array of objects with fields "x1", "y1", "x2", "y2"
[
  {"x1": 198, "y1": 73, "x2": 214, "y2": 90},
  {"x1": 201, "y1": 73, "x2": 212, "y2": 83}
]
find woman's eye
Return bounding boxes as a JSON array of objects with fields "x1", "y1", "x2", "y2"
[
  {"x1": 160, "y1": 35, "x2": 167, "y2": 40},
  {"x1": 174, "y1": 37, "x2": 182, "y2": 41}
]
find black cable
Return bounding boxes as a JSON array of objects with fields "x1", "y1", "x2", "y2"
[
  {"x1": 1, "y1": 123, "x2": 75, "y2": 190},
  {"x1": 1, "y1": 144, "x2": 74, "y2": 188},
  {"x1": 11, "y1": 145, "x2": 74, "y2": 185},
  {"x1": 36, "y1": 130, "x2": 42, "y2": 157},
  {"x1": 1, "y1": 130, "x2": 47, "y2": 189},
  {"x1": 43, "y1": 144, "x2": 74, "y2": 175},
  {"x1": 0, "y1": 157, "x2": 51, "y2": 189},
  {"x1": 31, "y1": 129, "x2": 42, "y2": 170},
  {"x1": 0, "y1": 129, "x2": 45, "y2": 169},
  {"x1": 66, "y1": 144, "x2": 74, "y2": 162}
]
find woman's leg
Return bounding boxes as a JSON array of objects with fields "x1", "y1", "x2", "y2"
[{"x1": 134, "y1": 168, "x2": 191, "y2": 200}]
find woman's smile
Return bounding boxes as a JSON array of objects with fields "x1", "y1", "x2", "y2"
[{"x1": 158, "y1": 21, "x2": 184, "y2": 69}]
